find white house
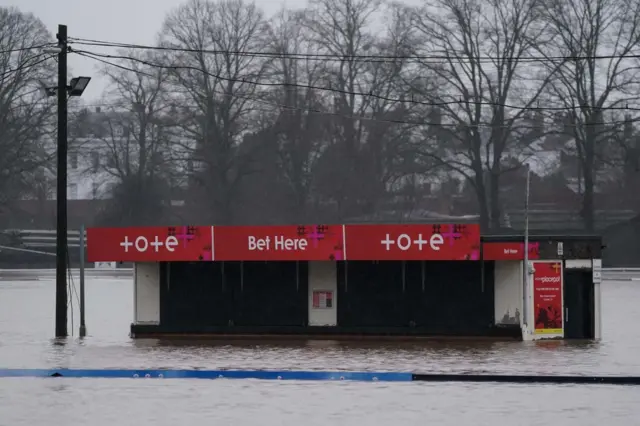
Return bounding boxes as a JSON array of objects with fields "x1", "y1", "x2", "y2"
[{"x1": 32, "y1": 106, "x2": 196, "y2": 201}]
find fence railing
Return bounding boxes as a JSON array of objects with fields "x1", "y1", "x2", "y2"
[
  {"x1": 0, "y1": 268, "x2": 132, "y2": 280},
  {"x1": 0, "y1": 229, "x2": 85, "y2": 249},
  {"x1": 602, "y1": 268, "x2": 640, "y2": 281},
  {"x1": 0, "y1": 267, "x2": 638, "y2": 281}
]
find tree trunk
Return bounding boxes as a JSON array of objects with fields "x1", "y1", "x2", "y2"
[
  {"x1": 582, "y1": 162, "x2": 595, "y2": 231},
  {"x1": 581, "y1": 127, "x2": 597, "y2": 231},
  {"x1": 489, "y1": 168, "x2": 502, "y2": 230},
  {"x1": 474, "y1": 175, "x2": 490, "y2": 231}
]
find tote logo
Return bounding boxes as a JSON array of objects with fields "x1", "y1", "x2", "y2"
[
  {"x1": 380, "y1": 233, "x2": 444, "y2": 251},
  {"x1": 552, "y1": 263, "x2": 561, "y2": 272},
  {"x1": 120, "y1": 235, "x2": 179, "y2": 253}
]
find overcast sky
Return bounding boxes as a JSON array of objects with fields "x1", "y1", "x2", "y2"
[{"x1": 4, "y1": 0, "x2": 295, "y2": 104}]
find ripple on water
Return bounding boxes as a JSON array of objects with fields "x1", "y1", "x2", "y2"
[{"x1": 1, "y1": 277, "x2": 640, "y2": 425}]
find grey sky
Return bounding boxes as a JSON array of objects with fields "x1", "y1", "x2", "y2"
[{"x1": 3, "y1": 0, "x2": 295, "y2": 103}]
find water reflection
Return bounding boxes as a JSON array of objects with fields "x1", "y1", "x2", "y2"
[
  {"x1": 135, "y1": 338, "x2": 509, "y2": 350},
  {"x1": 2, "y1": 278, "x2": 640, "y2": 425},
  {"x1": 47, "y1": 383, "x2": 71, "y2": 393},
  {"x1": 0, "y1": 278, "x2": 638, "y2": 375}
]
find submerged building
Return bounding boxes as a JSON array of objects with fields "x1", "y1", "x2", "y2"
[{"x1": 86, "y1": 223, "x2": 601, "y2": 341}]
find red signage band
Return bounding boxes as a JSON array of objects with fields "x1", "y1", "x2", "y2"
[
  {"x1": 213, "y1": 225, "x2": 345, "y2": 261},
  {"x1": 87, "y1": 226, "x2": 213, "y2": 262},
  {"x1": 86, "y1": 223, "x2": 481, "y2": 262},
  {"x1": 344, "y1": 224, "x2": 480, "y2": 261},
  {"x1": 482, "y1": 242, "x2": 541, "y2": 260}
]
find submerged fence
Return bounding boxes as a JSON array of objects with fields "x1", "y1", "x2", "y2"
[
  {"x1": 0, "y1": 229, "x2": 83, "y2": 249},
  {"x1": 0, "y1": 267, "x2": 638, "y2": 281},
  {"x1": 602, "y1": 268, "x2": 640, "y2": 281},
  {"x1": 0, "y1": 267, "x2": 132, "y2": 280}
]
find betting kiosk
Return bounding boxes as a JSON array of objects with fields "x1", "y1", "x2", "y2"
[{"x1": 86, "y1": 224, "x2": 601, "y2": 341}]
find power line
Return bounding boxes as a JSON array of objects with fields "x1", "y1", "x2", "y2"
[
  {"x1": 0, "y1": 53, "x2": 57, "y2": 113},
  {"x1": 2, "y1": 52, "x2": 635, "y2": 134},
  {"x1": 0, "y1": 53, "x2": 55, "y2": 82},
  {"x1": 71, "y1": 48, "x2": 640, "y2": 115},
  {"x1": 60, "y1": 75, "x2": 640, "y2": 133},
  {"x1": 0, "y1": 43, "x2": 56, "y2": 55},
  {"x1": 74, "y1": 51, "x2": 154, "y2": 78},
  {"x1": 3, "y1": 47, "x2": 635, "y2": 131},
  {"x1": 70, "y1": 38, "x2": 426, "y2": 64},
  {"x1": 67, "y1": 36, "x2": 640, "y2": 63},
  {"x1": 62, "y1": 94, "x2": 640, "y2": 125},
  {"x1": 71, "y1": 40, "x2": 546, "y2": 65}
]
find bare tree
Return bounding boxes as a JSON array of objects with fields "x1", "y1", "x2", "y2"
[
  {"x1": 410, "y1": 0, "x2": 555, "y2": 229},
  {"x1": 79, "y1": 51, "x2": 175, "y2": 226},
  {"x1": 540, "y1": 0, "x2": 640, "y2": 230},
  {"x1": 159, "y1": 0, "x2": 270, "y2": 224},
  {"x1": 0, "y1": 7, "x2": 54, "y2": 217},
  {"x1": 616, "y1": 115, "x2": 640, "y2": 194},
  {"x1": 260, "y1": 8, "x2": 331, "y2": 222},
  {"x1": 303, "y1": 0, "x2": 416, "y2": 219}
]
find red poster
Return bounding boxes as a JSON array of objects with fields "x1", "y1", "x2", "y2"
[
  {"x1": 482, "y1": 242, "x2": 540, "y2": 260},
  {"x1": 344, "y1": 224, "x2": 480, "y2": 261},
  {"x1": 533, "y1": 261, "x2": 563, "y2": 335},
  {"x1": 213, "y1": 225, "x2": 344, "y2": 261},
  {"x1": 312, "y1": 291, "x2": 333, "y2": 308},
  {"x1": 86, "y1": 226, "x2": 213, "y2": 262}
]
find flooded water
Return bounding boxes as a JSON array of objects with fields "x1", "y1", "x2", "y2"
[{"x1": 1, "y1": 275, "x2": 640, "y2": 425}]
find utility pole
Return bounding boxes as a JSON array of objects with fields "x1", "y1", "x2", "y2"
[
  {"x1": 55, "y1": 24, "x2": 68, "y2": 338},
  {"x1": 79, "y1": 224, "x2": 87, "y2": 338},
  {"x1": 522, "y1": 164, "x2": 531, "y2": 330}
]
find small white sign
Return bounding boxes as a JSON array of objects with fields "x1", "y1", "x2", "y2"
[
  {"x1": 592, "y1": 259, "x2": 602, "y2": 284},
  {"x1": 557, "y1": 242, "x2": 564, "y2": 256},
  {"x1": 95, "y1": 261, "x2": 116, "y2": 269}
]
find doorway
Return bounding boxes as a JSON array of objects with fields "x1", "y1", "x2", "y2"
[
  {"x1": 563, "y1": 268, "x2": 595, "y2": 339},
  {"x1": 160, "y1": 261, "x2": 231, "y2": 327}
]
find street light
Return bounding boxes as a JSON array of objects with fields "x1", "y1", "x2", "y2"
[
  {"x1": 68, "y1": 77, "x2": 91, "y2": 97},
  {"x1": 43, "y1": 76, "x2": 91, "y2": 97}
]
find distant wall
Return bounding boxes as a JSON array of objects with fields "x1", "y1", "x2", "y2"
[
  {"x1": 0, "y1": 250, "x2": 132, "y2": 269},
  {"x1": 0, "y1": 251, "x2": 70, "y2": 268},
  {"x1": 603, "y1": 216, "x2": 640, "y2": 267}
]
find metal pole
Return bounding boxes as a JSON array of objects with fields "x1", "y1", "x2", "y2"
[
  {"x1": 523, "y1": 164, "x2": 531, "y2": 328},
  {"x1": 55, "y1": 24, "x2": 68, "y2": 338},
  {"x1": 79, "y1": 225, "x2": 87, "y2": 337}
]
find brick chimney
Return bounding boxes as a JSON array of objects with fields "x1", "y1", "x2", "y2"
[
  {"x1": 533, "y1": 109, "x2": 544, "y2": 137},
  {"x1": 624, "y1": 114, "x2": 633, "y2": 140},
  {"x1": 428, "y1": 107, "x2": 441, "y2": 126}
]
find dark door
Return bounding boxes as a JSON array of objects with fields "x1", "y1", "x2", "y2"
[
  {"x1": 563, "y1": 268, "x2": 594, "y2": 339},
  {"x1": 337, "y1": 261, "x2": 408, "y2": 327},
  {"x1": 161, "y1": 261, "x2": 230, "y2": 327},
  {"x1": 419, "y1": 261, "x2": 492, "y2": 334},
  {"x1": 231, "y1": 261, "x2": 306, "y2": 327}
]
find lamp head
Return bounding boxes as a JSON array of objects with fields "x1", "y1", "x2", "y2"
[{"x1": 68, "y1": 76, "x2": 91, "y2": 97}]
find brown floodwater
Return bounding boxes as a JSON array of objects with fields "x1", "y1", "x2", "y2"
[{"x1": 1, "y1": 275, "x2": 639, "y2": 425}]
